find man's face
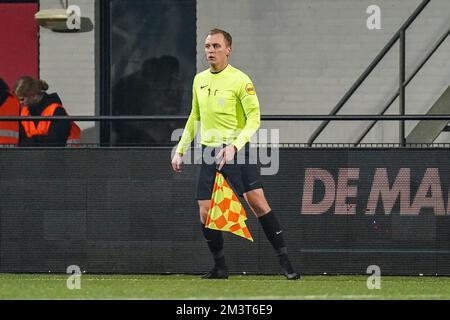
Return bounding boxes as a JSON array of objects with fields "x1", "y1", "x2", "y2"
[
  {"x1": 204, "y1": 33, "x2": 231, "y2": 67},
  {"x1": 16, "y1": 93, "x2": 39, "y2": 107}
]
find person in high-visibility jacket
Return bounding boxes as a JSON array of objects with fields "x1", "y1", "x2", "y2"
[
  {"x1": 13, "y1": 76, "x2": 81, "y2": 147},
  {"x1": 0, "y1": 78, "x2": 20, "y2": 146}
]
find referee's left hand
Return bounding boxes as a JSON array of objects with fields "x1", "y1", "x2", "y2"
[{"x1": 216, "y1": 145, "x2": 237, "y2": 171}]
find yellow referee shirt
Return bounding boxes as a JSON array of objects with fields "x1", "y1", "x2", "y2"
[{"x1": 176, "y1": 64, "x2": 260, "y2": 154}]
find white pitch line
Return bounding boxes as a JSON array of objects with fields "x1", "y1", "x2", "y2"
[
  {"x1": 182, "y1": 294, "x2": 445, "y2": 300},
  {"x1": 0, "y1": 278, "x2": 302, "y2": 282}
]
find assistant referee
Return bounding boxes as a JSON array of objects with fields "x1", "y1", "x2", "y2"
[{"x1": 171, "y1": 28, "x2": 300, "y2": 280}]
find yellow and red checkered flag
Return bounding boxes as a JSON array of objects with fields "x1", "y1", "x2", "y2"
[{"x1": 205, "y1": 171, "x2": 254, "y2": 241}]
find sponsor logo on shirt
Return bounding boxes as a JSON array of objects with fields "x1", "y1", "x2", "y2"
[{"x1": 245, "y1": 83, "x2": 256, "y2": 95}]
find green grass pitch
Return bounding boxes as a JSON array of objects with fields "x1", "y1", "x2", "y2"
[{"x1": 1, "y1": 274, "x2": 450, "y2": 300}]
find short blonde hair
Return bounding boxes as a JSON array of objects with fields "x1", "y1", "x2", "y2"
[{"x1": 208, "y1": 28, "x2": 232, "y2": 47}]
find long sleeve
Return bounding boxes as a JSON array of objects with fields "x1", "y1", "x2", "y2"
[
  {"x1": 232, "y1": 81, "x2": 261, "y2": 151},
  {"x1": 175, "y1": 82, "x2": 200, "y2": 155}
]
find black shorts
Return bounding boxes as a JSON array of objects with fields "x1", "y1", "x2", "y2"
[{"x1": 195, "y1": 144, "x2": 263, "y2": 200}]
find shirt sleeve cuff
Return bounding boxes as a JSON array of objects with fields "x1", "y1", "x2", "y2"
[{"x1": 175, "y1": 145, "x2": 185, "y2": 155}]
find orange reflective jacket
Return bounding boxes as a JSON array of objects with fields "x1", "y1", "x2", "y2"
[
  {"x1": 0, "y1": 93, "x2": 20, "y2": 145},
  {"x1": 20, "y1": 103, "x2": 81, "y2": 147}
]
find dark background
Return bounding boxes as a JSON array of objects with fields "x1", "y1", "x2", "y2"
[{"x1": 100, "y1": 0, "x2": 197, "y2": 146}]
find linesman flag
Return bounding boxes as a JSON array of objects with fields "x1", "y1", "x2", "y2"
[{"x1": 205, "y1": 171, "x2": 254, "y2": 241}]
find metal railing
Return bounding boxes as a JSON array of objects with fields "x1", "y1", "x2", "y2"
[
  {"x1": 354, "y1": 25, "x2": 450, "y2": 146},
  {"x1": 6, "y1": 114, "x2": 450, "y2": 147},
  {"x1": 307, "y1": 0, "x2": 450, "y2": 147}
]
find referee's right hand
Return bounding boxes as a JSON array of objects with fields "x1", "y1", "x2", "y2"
[{"x1": 171, "y1": 152, "x2": 184, "y2": 173}]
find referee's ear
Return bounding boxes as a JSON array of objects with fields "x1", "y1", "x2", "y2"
[{"x1": 226, "y1": 46, "x2": 232, "y2": 58}]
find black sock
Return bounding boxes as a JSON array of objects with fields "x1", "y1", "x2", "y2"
[
  {"x1": 258, "y1": 211, "x2": 288, "y2": 256},
  {"x1": 201, "y1": 224, "x2": 226, "y2": 268}
]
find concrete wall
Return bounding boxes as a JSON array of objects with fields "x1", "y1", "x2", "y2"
[
  {"x1": 39, "y1": 0, "x2": 97, "y2": 143},
  {"x1": 197, "y1": 0, "x2": 450, "y2": 144},
  {"x1": 36, "y1": 0, "x2": 450, "y2": 144}
]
